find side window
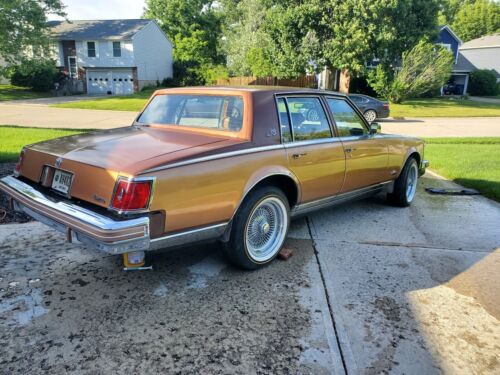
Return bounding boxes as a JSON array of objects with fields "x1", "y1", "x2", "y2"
[
  {"x1": 277, "y1": 98, "x2": 292, "y2": 142},
  {"x1": 286, "y1": 97, "x2": 332, "y2": 141},
  {"x1": 327, "y1": 98, "x2": 368, "y2": 137}
]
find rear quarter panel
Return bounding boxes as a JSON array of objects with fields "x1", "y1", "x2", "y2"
[
  {"x1": 144, "y1": 148, "x2": 295, "y2": 233},
  {"x1": 382, "y1": 135, "x2": 424, "y2": 177}
]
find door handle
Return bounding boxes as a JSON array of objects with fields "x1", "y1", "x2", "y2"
[{"x1": 292, "y1": 152, "x2": 308, "y2": 159}]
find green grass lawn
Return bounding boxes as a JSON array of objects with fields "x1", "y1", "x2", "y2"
[
  {"x1": 52, "y1": 88, "x2": 155, "y2": 111},
  {"x1": 425, "y1": 137, "x2": 500, "y2": 201},
  {"x1": 390, "y1": 98, "x2": 500, "y2": 117},
  {"x1": 0, "y1": 126, "x2": 92, "y2": 162},
  {"x1": 0, "y1": 84, "x2": 53, "y2": 101}
]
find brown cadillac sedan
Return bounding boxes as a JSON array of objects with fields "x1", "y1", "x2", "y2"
[{"x1": 0, "y1": 87, "x2": 428, "y2": 269}]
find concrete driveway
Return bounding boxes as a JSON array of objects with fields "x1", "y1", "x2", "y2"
[
  {"x1": 1, "y1": 174, "x2": 498, "y2": 374},
  {"x1": 380, "y1": 117, "x2": 500, "y2": 137},
  {"x1": 0, "y1": 102, "x2": 136, "y2": 129}
]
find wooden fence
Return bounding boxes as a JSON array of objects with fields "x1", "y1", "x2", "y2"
[{"x1": 216, "y1": 75, "x2": 317, "y2": 88}]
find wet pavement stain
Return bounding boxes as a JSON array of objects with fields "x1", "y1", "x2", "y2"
[{"x1": 0, "y1": 224, "x2": 317, "y2": 374}]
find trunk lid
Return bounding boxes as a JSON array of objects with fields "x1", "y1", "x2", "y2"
[{"x1": 21, "y1": 126, "x2": 246, "y2": 208}]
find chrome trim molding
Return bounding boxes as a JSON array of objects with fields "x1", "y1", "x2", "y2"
[
  {"x1": 291, "y1": 181, "x2": 393, "y2": 217},
  {"x1": 140, "y1": 144, "x2": 285, "y2": 174},
  {"x1": 1, "y1": 176, "x2": 150, "y2": 255},
  {"x1": 283, "y1": 138, "x2": 341, "y2": 148},
  {"x1": 149, "y1": 223, "x2": 228, "y2": 250}
]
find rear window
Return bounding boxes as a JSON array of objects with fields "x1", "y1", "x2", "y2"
[{"x1": 138, "y1": 94, "x2": 244, "y2": 132}]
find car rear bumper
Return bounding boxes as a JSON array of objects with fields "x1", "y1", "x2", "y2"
[
  {"x1": 0, "y1": 176, "x2": 150, "y2": 254},
  {"x1": 377, "y1": 107, "x2": 390, "y2": 119}
]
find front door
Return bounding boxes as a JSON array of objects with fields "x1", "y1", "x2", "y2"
[
  {"x1": 278, "y1": 96, "x2": 345, "y2": 204},
  {"x1": 326, "y1": 97, "x2": 389, "y2": 193}
]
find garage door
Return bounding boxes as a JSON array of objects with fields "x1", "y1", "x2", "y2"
[
  {"x1": 112, "y1": 71, "x2": 134, "y2": 95},
  {"x1": 87, "y1": 70, "x2": 134, "y2": 95},
  {"x1": 87, "y1": 71, "x2": 111, "y2": 95}
]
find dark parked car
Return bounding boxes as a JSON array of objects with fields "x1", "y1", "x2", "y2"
[
  {"x1": 442, "y1": 83, "x2": 464, "y2": 95},
  {"x1": 348, "y1": 94, "x2": 390, "y2": 123}
]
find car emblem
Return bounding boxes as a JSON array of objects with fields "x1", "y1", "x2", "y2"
[{"x1": 55, "y1": 157, "x2": 63, "y2": 168}]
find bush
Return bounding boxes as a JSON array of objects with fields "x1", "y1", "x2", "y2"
[
  {"x1": 10, "y1": 59, "x2": 58, "y2": 92},
  {"x1": 173, "y1": 60, "x2": 205, "y2": 87},
  {"x1": 161, "y1": 77, "x2": 178, "y2": 87},
  {"x1": 368, "y1": 40, "x2": 454, "y2": 103},
  {"x1": 468, "y1": 70, "x2": 498, "y2": 96}
]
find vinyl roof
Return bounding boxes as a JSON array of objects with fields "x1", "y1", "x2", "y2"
[{"x1": 48, "y1": 19, "x2": 152, "y2": 40}]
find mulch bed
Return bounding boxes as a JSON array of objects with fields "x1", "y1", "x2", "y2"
[{"x1": 0, "y1": 163, "x2": 33, "y2": 224}]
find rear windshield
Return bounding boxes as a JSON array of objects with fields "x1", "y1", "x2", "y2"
[{"x1": 137, "y1": 94, "x2": 244, "y2": 132}]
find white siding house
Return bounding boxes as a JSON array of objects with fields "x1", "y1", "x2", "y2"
[{"x1": 48, "y1": 19, "x2": 173, "y2": 95}]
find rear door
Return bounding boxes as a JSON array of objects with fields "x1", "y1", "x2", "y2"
[
  {"x1": 278, "y1": 96, "x2": 345, "y2": 203},
  {"x1": 326, "y1": 97, "x2": 389, "y2": 193}
]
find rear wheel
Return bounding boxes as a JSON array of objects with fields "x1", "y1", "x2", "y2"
[
  {"x1": 223, "y1": 186, "x2": 290, "y2": 270},
  {"x1": 387, "y1": 157, "x2": 419, "y2": 207},
  {"x1": 364, "y1": 109, "x2": 377, "y2": 123}
]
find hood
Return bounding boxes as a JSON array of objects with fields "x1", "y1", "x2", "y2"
[{"x1": 29, "y1": 126, "x2": 244, "y2": 174}]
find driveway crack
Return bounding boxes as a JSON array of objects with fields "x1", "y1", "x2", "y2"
[{"x1": 306, "y1": 216, "x2": 348, "y2": 375}]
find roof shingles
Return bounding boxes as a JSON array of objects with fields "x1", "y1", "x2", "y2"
[{"x1": 48, "y1": 19, "x2": 152, "y2": 40}]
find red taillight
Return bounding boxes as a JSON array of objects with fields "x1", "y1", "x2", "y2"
[
  {"x1": 13, "y1": 149, "x2": 25, "y2": 177},
  {"x1": 111, "y1": 179, "x2": 153, "y2": 211},
  {"x1": 383, "y1": 103, "x2": 390, "y2": 108}
]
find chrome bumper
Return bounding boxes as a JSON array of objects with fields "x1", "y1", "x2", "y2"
[
  {"x1": 420, "y1": 159, "x2": 429, "y2": 175},
  {"x1": 0, "y1": 176, "x2": 150, "y2": 254}
]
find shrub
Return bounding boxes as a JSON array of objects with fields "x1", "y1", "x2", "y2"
[
  {"x1": 468, "y1": 70, "x2": 498, "y2": 96},
  {"x1": 10, "y1": 59, "x2": 58, "y2": 92},
  {"x1": 368, "y1": 40, "x2": 454, "y2": 103},
  {"x1": 173, "y1": 60, "x2": 205, "y2": 87}
]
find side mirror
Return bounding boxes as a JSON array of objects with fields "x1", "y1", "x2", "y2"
[{"x1": 370, "y1": 122, "x2": 381, "y2": 134}]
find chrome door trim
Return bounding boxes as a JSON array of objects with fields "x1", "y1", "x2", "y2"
[
  {"x1": 291, "y1": 181, "x2": 393, "y2": 217},
  {"x1": 283, "y1": 137, "x2": 341, "y2": 149},
  {"x1": 139, "y1": 144, "x2": 285, "y2": 174}
]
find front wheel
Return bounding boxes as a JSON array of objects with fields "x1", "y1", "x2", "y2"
[
  {"x1": 387, "y1": 157, "x2": 419, "y2": 207},
  {"x1": 223, "y1": 186, "x2": 290, "y2": 270}
]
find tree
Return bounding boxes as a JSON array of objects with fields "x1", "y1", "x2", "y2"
[
  {"x1": 0, "y1": 0, "x2": 65, "y2": 64},
  {"x1": 144, "y1": 0, "x2": 225, "y2": 84},
  {"x1": 221, "y1": 0, "x2": 440, "y2": 89},
  {"x1": 369, "y1": 40, "x2": 454, "y2": 103},
  {"x1": 451, "y1": 0, "x2": 500, "y2": 41}
]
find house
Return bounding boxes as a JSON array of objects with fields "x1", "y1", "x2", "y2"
[
  {"x1": 459, "y1": 33, "x2": 500, "y2": 82},
  {"x1": 436, "y1": 25, "x2": 470, "y2": 95},
  {"x1": 437, "y1": 26, "x2": 500, "y2": 95},
  {"x1": 48, "y1": 19, "x2": 173, "y2": 95}
]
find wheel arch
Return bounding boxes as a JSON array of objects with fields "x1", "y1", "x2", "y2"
[{"x1": 221, "y1": 170, "x2": 301, "y2": 242}]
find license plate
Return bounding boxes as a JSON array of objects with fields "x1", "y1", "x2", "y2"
[{"x1": 52, "y1": 169, "x2": 73, "y2": 195}]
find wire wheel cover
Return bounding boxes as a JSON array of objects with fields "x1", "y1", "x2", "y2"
[{"x1": 245, "y1": 197, "x2": 287, "y2": 262}]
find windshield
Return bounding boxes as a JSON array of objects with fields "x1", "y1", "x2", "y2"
[{"x1": 137, "y1": 94, "x2": 244, "y2": 132}]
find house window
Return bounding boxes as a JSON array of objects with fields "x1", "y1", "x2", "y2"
[
  {"x1": 87, "y1": 41, "x2": 96, "y2": 57},
  {"x1": 113, "y1": 42, "x2": 121, "y2": 57}
]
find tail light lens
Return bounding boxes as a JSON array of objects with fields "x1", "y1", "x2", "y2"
[
  {"x1": 13, "y1": 149, "x2": 26, "y2": 177},
  {"x1": 383, "y1": 103, "x2": 390, "y2": 109},
  {"x1": 111, "y1": 178, "x2": 153, "y2": 212}
]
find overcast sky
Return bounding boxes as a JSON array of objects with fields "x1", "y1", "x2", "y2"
[{"x1": 49, "y1": 0, "x2": 147, "y2": 20}]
